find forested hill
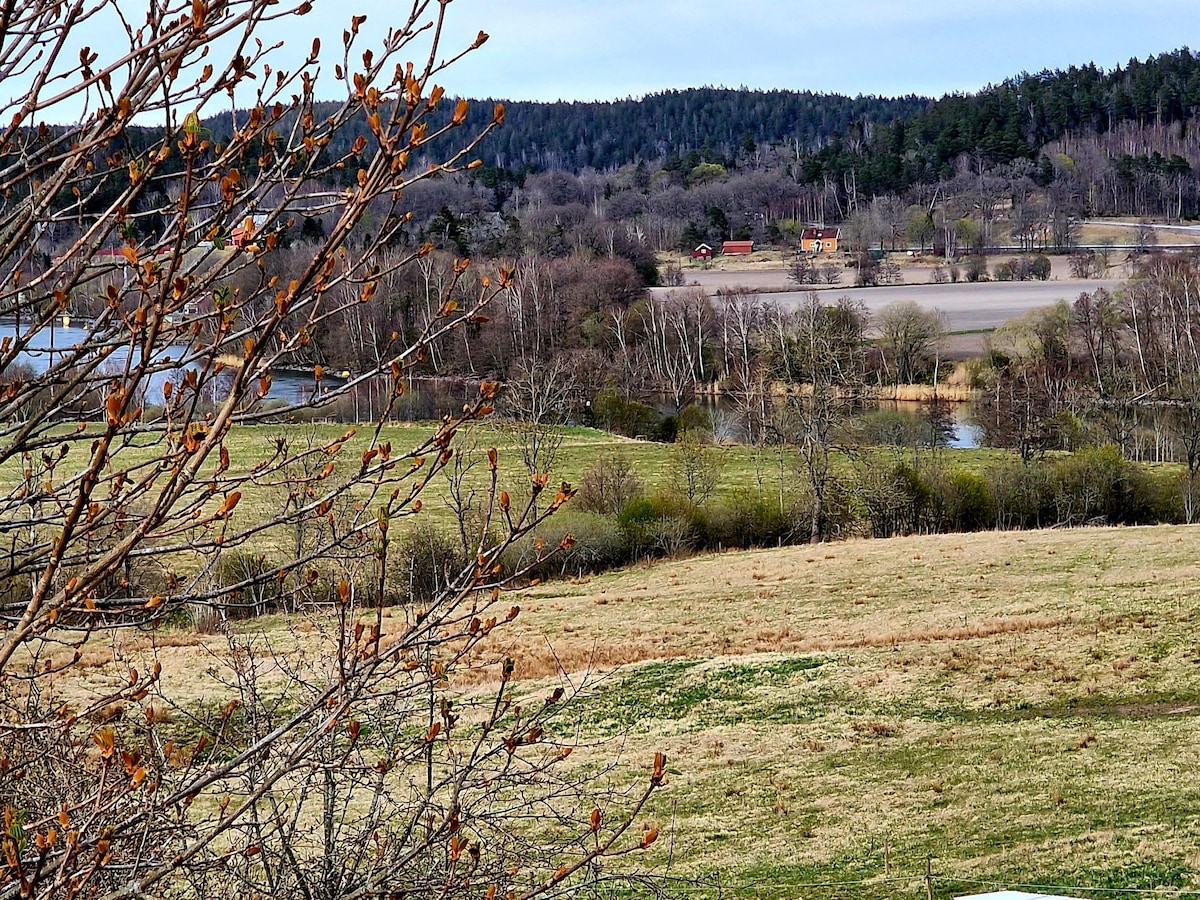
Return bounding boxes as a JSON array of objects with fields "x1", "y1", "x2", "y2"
[
  {"x1": 200, "y1": 88, "x2": 927, "y2": 176},
  {"x1": 448, "y1": 89, "x2": 928, "y2": 171},
  {"x1": 451, "y1": 48, "x2": 1200, "y2": 184},
  {"x1": 195, "y1": 47, "x2": 1200, "y2": 194},
  {"x1": 802, "y1": 48, "x2": 1200, "y2": 195}
]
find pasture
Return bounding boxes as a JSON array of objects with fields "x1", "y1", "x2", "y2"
[{"x1": 40, "y1": 518, "x2": 1200, "y2": 898}]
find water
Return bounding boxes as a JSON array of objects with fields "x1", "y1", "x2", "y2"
[
  {"x1": 1, "y1": 320, "x2": 984, "y2": 445},
  {"x1": 1, "y1": 319, "x2": 335, "y2": 406},
  {"x1": 688, "y1": 394, "x2": 983, "y2": 449}
]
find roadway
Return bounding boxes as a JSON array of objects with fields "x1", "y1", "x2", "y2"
[{"x1": 765, "y1": 279, "x2": 1124, "y2": 333}]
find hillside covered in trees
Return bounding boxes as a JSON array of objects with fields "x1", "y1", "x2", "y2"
[
  {"x1": 802, "y1": 48, "x2": 1200, "y2": 198},
  {"x1": 193, "y1": 47, "x2": 1200, "y2": 229}
]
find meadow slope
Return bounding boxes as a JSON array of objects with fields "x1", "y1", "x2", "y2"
[
  {"x1": 40, "y1": 524, "x2": 1200, "y2": 899},
  {"x1": 490, "y1": 525, "x2": 1200, "y2": 898}
]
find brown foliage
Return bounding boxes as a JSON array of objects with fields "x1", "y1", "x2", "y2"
[{"x1": 0, "y1": 4, "x2": 665, "y2": 898}]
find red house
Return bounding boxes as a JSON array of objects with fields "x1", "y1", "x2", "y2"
[
  {"x1": 691, "y1": 243, "x2": 713, "y2": 260},
  {"x1": 231, "y1": 214, "x2": 270, "y2": 249},
  {"x1": 722, "y1": 240, "x2": 754, "y2": 255}
]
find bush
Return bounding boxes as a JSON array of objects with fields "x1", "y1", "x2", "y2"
[
  {"x1": 791, "y1": 475, "x2": 858, "y2": 542},
  {"x1": 389, "y1": 522, "x2": 466, "y2": 604},
  {"x1": 577, "y1": 451, "x2": 643, "y2": 515},
  {"x1": 1048, "y1": 445, "x2": 1176, "y2": 526},
  {"x1": 923, "y1": 467, "x2": 995, "y2": 532},
  {"x1": 617, "y1": 494, "x2": 697, "y2": 558},
  {"x1": 656, "y1": 414, "x2": 680, "y2": 443},
  {"x1": 1031, "y1": 254, "x2": 1053, "y2": 280},
  {"x1": 591, "y1": 389, "x2": 661, "y2": 438},
  {"x1": 1069, "y1": 251, "x2": 1102, "y2": 278},
  {"x1": 856, "y1": 461, "x2": 931, "y2": 538},
  {"x1": 691, "y1": 495, "x2": 797, "y2": 550},
  {"x1": 504, "y1": 511, "x2": 632, "y2": 579},
  {"x1": 855, "y1": 252, "x2": 881, "y2": 286},
  {"x1": 984, "y1": 448, "x2": 1175, "y2": 530},
  {"x1": 987, "y1": 460, "x2": 1056, "y2": 529},
  {"x1": 677, "y1": 404, "x2": 714, "y2": 435},
  {"x1": 964, "y1": 256, "x2": 989, "y2": 282},
  {"x1": 1010, "y1": 256, "x2": 1036, "y2": 281},
  {"x1": 992, "y1": 261, "x2": 1013, "y2": 282},
  {"x1": 212, "y1": 549, "x2": 277, "y2": 618}
]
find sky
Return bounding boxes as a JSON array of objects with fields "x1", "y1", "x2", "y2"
[
  {"x1": 15, "y1": 0, "x2": 1200, "y2": 121},
  {"x1": 429, "y1": 0, "x2": 1200, "y2": 101}
]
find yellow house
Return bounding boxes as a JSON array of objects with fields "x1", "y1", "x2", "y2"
[{"x1": 800, "y1": 226, "x2": 840, "y2": 253}]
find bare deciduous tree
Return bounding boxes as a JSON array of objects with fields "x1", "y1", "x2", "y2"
[
  {"x1": 874, "y1": 301, "x2": 947, "y2": 387},
  {"x1": 770, "y1": 294, "x2": 867, "y2": 542},
  {"x1": 0, "y1": 3, "x2": 667, "y2": 898},
  {"x1": 500, "y1": 355, "x2": 583, "y2": 486}
]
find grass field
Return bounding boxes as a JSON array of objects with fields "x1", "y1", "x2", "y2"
[
  {"x1": 499, "y1": 525, "x2": 1200, "y2": 898},
  {"x1": 0, "y1": 418, "x2": 1009, "y2": 564},
  {"x1": 47, "y1": 520, "x2": 1200, "y2": 899}
]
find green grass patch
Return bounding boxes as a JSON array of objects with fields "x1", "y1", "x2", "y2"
[{"x1": 573, "y1": 656, "x2": 827, "y2": 735}]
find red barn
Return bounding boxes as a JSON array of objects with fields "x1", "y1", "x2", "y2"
[
  {"x1": 231, "y1": 214, "x2": 270, "y2": 249},
  {"x1": 691, "y1": 243, "x2": 713, "y2": 260},
  {"x1": 722, "y1": 240, "x2": 754, "y2": 255}
]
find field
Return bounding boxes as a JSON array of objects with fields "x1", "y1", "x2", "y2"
[
  {"x1": 0, "y1": 420, "x2": 1005, "y2": 563},
  {"x1": 47, "y1": 518, "x2": 1200, "y2": 899},
  {"x1": 11, "y1": 416, "x2": 1199, "y2": 898},
  {"x1": 499, "y1": 525, "x2": 1200, "y2": 898},
  {"x1": 656, "y1": 250, "x2": 1126, "y2": 358}
]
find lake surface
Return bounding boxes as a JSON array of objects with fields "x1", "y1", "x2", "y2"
[
  {"x1": 1, "y1": 319, "x2": 331, "y2": 405},
  {"x1": 1, "y1": 320, "x2": 983, "y2": 446}
]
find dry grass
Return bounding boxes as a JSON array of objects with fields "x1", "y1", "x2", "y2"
[
  {"x1": 27, "y1": 524, "x2": 1200, "y2": 898},
  {"x1": 483, "y1": 525, "x2": 1200, "y2": 896}
]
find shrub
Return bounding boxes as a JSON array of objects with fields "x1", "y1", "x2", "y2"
[
  {"x1": 987, "y1": 460, "x2": 1056, "y2": 529},
  {"x1": 691, "y1": 495, "x2": 797, "y2": 550},
  {"x1": 791, "y1": 475, "x2": 859, "y2": 541},
  {"x1": 856, "y1": 461, "x2": 931, "y2": 538},
  {"x1": 656, "y1": 414, "x2": 680, "y2": 443},
  {"x1": 855, "y1": 252, "x2": 881, "y2": 286},
  {"x1": 1069, "y1": 251, "x2": 1101, "y2": 278},
  {"x1": 992, "y1": 261, "x2": 1013, "y2": 282},
  {"x1": 212, "y1": 550, "x2": 277, "y2": 618},
  {"x1": 577, "y1": 451, "x2": 644, "y2": 515},
  {"x1": 617, "y1": 494, "x2": 696, "y2": 558},
  {"x1": 1010, "y1": 256, "x2": 1036, "y2": 281},
  {"x1": 389, "y1": 522, "x2": 466, "y2": 604},
  {"x1": 677, "y1": 404, "x2": 714, "y2": 435},
  {"x1": 1031, "y1": 254, "x2": 1053, "y2": 280},
  {"x1": 819, "y1": 262, "x2": 842, "y2": 285},
  {"x1": 923, "y1": 467, "x2": 995, "y2": 532},
  {"x1": 504, "y1": 511, "x2": 632, "y2": 579},
  {"x1": 1049, "y1": 445, "x2": 1175, "y2": 526},
  {"x1": 964, "y1": 256, "x2": 989, "y2": 282},
  {"x1": 591, "y1": 389, "x2": 662, "y2": 438}
]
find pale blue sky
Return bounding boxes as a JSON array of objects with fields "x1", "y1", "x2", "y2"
[
  {"x1": 433, "y1": 0, "x2": 1199, "y2": 100},
  {"x1": 18, "y1": 0, "x2": 1200, "y2": 121}
]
